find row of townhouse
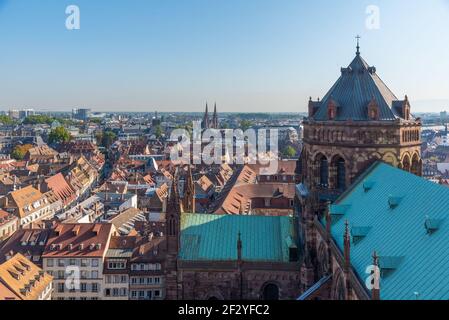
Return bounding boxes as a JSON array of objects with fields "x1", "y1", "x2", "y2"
[{"x1": 39, "y1": 222, "x2": 166, "y2": 300}]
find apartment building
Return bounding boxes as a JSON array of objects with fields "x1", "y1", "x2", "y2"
[
  {"x1": 102, "y1": 236, "x2": 135, "y2": 300},
  {"x1": 0, "y1": 209, "x2": 18, "y2": 241},
  {"x1": 129, "y1": 235, "x2": 166, "y2": 300},
  {"x1": 42, "y1": 223, "x2": 114, "y2": 300},
  {"x1": 1, "y1": 185, "x2": 61, "y2": 227}
]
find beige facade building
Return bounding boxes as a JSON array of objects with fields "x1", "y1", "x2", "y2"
[{"x1": 42, "y1": 223, "x2": 114, "y2": 300}]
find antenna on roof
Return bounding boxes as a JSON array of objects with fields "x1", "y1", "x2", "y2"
[{"x1": 356, "y1": 35, "x2": 361, "y2": 55}]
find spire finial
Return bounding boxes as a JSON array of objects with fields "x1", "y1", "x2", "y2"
[
  {"x1": 372, "y1": 250, "x2": 379, "y2": 266},
  {"x1": 356, "y1": 35, "x2": 361, "y2": 55}
]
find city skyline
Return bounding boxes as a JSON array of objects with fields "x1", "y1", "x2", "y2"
[{"x1": 1, "y1": 0, "x2": 449, "y2": 113}]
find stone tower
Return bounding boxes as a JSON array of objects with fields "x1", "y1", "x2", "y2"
[
  {"x1": 298, "y1": 42, "x2": 422, "y2": 288},
  {"x1": 182, "y1": 165, "x2": 196, "y2": 213}
]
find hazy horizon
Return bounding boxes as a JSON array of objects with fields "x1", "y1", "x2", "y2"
[{"x1": 1, "y1": 0, "x2": 449, "y2": 113}]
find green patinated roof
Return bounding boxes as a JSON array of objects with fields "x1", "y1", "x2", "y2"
[
  {"x1": 330, "y1": 162, "x2": 449, "y2": 300},
  {"x1": 180, "y1": 213, "x2": 296, "y2": 262}
]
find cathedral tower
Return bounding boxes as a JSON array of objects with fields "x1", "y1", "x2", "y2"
[
  {"x1": 298, "y1": 40, "x2": 422, "y2": 288},
  {"x1": 165, "y1": 169, "x2": 182, "y2": 299},
  {"x1": 182, "y1": 165, "x2": 196, "y2": 213}
]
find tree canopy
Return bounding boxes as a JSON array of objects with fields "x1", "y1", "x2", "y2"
[
  {"x1": 282, "y1": 146, "x2": 297, "y2": 158},
  {"x1": 48, "y1": 126, "x2": 71, "y2": 144},
  {"x1": 11, "y1": 144, "x2": 33, "y2": 160},
  {"x1": 154, "y1": 125, "x2": 164, "y2": 139},
  {"x1": 0, "y1": 115, "x2": 15, "y2": 125},
  {"x1": 96, "y1": 130, "x2": 117, "y2": 148},
  {"x1": 239, "y1": 120, "x2": 254, "y2": 132}
]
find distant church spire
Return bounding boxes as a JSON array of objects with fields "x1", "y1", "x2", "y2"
[
  {"x1": 202, "y1": 102, "x2": 209, "y2": 129},
  {"x1": 212, "y1": 103, "x2": 218, "y2": 129},
  {"x1": 356, "y1": 35, "x2": 361, "y2": 55}
]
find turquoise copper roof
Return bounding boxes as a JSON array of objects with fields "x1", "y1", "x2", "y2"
[
  {"x1": 180, "y1": 213, "x2": 296, "y2": 262},
  {"x1": 330, "y1": 162, "x2": 449, "y2": 300}
]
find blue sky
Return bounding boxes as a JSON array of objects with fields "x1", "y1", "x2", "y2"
[{"x1": 0, "y1": 0, "x2": 448, "y2": 113}]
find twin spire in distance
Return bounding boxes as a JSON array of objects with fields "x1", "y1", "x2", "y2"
[{"x1": 202, "y1": 102, "x2": 219, "y2": 129}]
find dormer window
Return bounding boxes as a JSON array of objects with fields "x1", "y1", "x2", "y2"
[
  {"x1": 368, "y1": 97, "x2": 379, "y2": 120},
  {"x1": 363, "y1": 180, "x2": 375, "y2": 192},
  {"x1": 424, "y1": 217, "x2": 443, "y2": 234},
  {"x1": 327, "y1": 99, "x2": 338, "y2": 120},
  {"x1": 378, "y1": 256, "x2": 404, "y2": 277},
  {"x1": 388, "y1": 196, "x2": 402, "y2": 209}
]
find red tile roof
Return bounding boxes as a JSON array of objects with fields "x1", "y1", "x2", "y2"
[
  {"x1": 43, "y1": 223, "x2": 113, "y2": 258},
  {"x1": 45, "y1": 173, "x2": 76, "y2": 206}
]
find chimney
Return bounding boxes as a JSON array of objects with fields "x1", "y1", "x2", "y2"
[
  {"x1": 92, "y1": 224, "x2": 101, "y2": 235},
  {"x1": 72, "y1": 225, "x2": 80, "y2": 236}
]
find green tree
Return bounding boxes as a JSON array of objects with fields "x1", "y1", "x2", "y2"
[
  {"x1": 11, "y1": 144, "x2": 33, "y2": 160},
  {"x1": 90, "y1": 118, "x2": 102, "y2": 125},
  {"x1": 175, "y1": 122, "x2": 193, "y2": 136},
  {"x1": 48, "y1": 126, "x2": 71, "y2": 144},
  {"x1": 0, "y1": 115, "x2": 15, "y2": 125},
  {"x1": 23, "y1": 115, "x2": 53, "y2": 125},
  {"x1": 282, "y1": 146, "x2": 297, "y2": 158},
  {"x1": 101, "y1": 131, "x2": 117, "y2": 148},
  {"x1": 154, "y1": 125, "x2": 163, "y2": 139},
  {"x1": 239, "y1": 120, "x2": 253, "y2": 131}
]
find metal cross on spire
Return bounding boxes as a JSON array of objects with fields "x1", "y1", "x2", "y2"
[{"x1": 356, "y1": 35, "x2": 361, "y2": 55}]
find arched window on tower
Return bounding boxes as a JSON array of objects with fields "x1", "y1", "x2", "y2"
[
  {"x1": 411, "y1": 153, "x2": 421, "y2": 176},
  {"x1": 168, "y1": 217, "x2": 176, "y2": 236},
  {"x1": 336, "y1": 158, "x2": 346, "y2": 190},
  {"x1": 319, "y1": 156, "x2": 329, "y2": 187},
  {"x1": 262, "y1": 283, "x2": 280, "y2": 300}
]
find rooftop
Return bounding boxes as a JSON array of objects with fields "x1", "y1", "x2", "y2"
[
  {"x1": 0, "y1": 253, "x2": 52, "y2": 300},
  {"x1": 179, "y1": 213, "x2": 297, "y2": 262},
  {"x1": 330, "y1": 162, "x2": 449, "y2": 300},
  {"x1": 310, "y1": 52, "x2": 410, "y2": 122},
  {"x1": 42, "y1": 223, "x2": 113, "y2": 258}
]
